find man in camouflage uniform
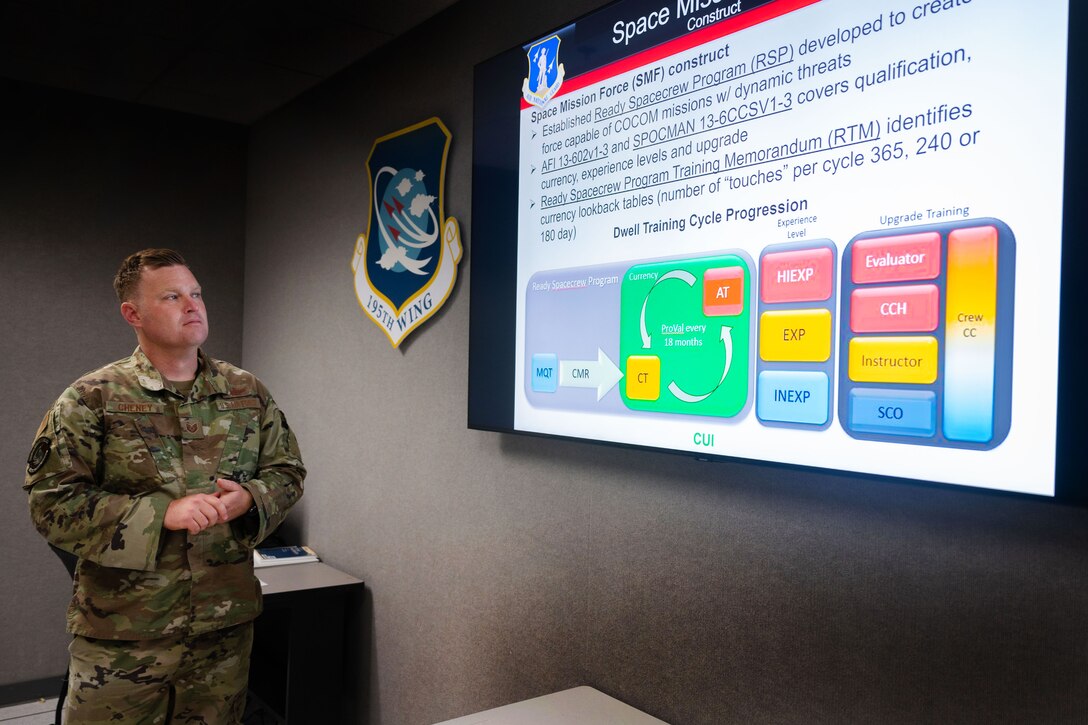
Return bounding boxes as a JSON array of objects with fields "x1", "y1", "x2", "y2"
[{"x1": 24, "y1": 249, "x2": 305, "y2": 724}]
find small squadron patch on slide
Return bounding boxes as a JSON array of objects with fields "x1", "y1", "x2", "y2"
[{"x1": 523, "y1": 35, "x2": 564, "y2": 106}]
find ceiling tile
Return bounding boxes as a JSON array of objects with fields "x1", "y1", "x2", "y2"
[
  {"x1": 0, "y1": 0, "x2": 463, "y2": 124},
  {"x1": 0, "y1": 2, "x2": 183, "y2": 85},
  {"x1": 142, "y1": 50, "x2": 322, "y2": 123},
  {"x1": 307, "y1": 0, "x2": 462, "y2": 35},
  {"x1": 200, "y1": 2, "x2": 390, "y2": 77}
]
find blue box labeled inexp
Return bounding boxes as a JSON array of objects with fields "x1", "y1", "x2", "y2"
[{"x1": 756, "y1": 370, "x2": 829, "y2": 425}]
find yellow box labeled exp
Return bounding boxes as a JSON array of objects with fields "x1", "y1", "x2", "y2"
[
  {"x1": 849, "y1": 336, "x2": 938, "y2": 384},
  {"x1": 626, "y1": 355, "x2": 661, "y2": 401},
  {"x1": 759, "y1": 309, "x2": 832, "y2": 362}
]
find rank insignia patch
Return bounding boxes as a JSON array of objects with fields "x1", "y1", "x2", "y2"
[{"x1": 352, "y1": 118, "x2": 462, "y2": 348}]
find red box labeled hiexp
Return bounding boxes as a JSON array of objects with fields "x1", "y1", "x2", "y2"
[{"x1": 760, "y1": 247, "x2": 834, "y2": 303}]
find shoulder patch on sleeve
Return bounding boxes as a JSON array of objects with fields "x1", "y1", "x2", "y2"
[{"x1": 27, "y1": 436, "x2": 51, "y2": 474}]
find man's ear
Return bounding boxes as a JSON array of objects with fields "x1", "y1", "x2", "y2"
[{"x1": 120, "y1": 301, "x2": 141, "y2": 328}]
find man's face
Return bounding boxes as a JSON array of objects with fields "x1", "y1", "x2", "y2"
[{"x1": 127, "y1": 264, "x2": 209, "y2": 353}]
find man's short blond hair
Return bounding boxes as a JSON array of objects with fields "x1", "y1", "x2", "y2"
[{"x1": 113, "y1": 249, "x2": 189, "y2": 302}]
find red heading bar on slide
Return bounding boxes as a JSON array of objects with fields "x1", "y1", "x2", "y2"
[{"x1": 520, "y1": 0, "x2": 821, "y2": 110}]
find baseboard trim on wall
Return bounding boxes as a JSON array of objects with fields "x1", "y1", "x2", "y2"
[{"x1": 0, "y1": 675, "x2": 64, "y2": 707}]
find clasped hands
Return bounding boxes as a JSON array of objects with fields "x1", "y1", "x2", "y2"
[{"x1": 164, "y1": 479, "x2": 254, "y2": 534}]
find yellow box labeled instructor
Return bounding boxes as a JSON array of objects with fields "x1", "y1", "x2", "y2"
[{"x1": 848, "y1": 336, "x2": 938, "y2": 384}]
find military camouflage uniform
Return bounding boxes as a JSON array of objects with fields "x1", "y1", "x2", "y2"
[
  {"x1": 66, "y1": 621, "x2": 253, "y2": 724},
  {"x1": 25, "y1": 348, "x2": 305, "y2": 722}
]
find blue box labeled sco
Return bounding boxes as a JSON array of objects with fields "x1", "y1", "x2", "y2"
[{"x1": 848, "y1": 388, "x2": 936, "y2": 437}]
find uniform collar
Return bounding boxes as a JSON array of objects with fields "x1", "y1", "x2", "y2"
[{"x1": 131, "y1": 347, "x2": 230, "y2": 398}]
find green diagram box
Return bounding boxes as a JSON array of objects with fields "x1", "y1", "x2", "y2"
[{"x1": 619, "y1": 254, "x2": 752, "y2": 417}]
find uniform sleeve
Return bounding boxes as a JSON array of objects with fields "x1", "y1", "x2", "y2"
[
  {"x1": 24, "y1": 388, "x2": 172, "y2": 572},
  {"x1": 235, "y1": 389, "x2": 305, "y2": 547}
]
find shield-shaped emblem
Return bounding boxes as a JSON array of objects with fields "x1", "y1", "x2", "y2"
[
  {"x1": 522, "y1": 35, "x2": 565, "y2": 106},
  {"x1": 352, "y1": 118, "x2": 462, "y2": 348}
]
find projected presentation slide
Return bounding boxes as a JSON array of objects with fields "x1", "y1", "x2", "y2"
[{"x1": 512, "y1": 0, "x2": 1068, "y2": 495}]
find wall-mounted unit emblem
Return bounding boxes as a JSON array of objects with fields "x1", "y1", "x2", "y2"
[{"x1": 352, "y1": 118, "x2": 462, "y2": 347}]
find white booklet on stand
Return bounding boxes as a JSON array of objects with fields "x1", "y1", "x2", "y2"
[{"x1": 253, "y1": 545, "x2": 319, "y2": 568}]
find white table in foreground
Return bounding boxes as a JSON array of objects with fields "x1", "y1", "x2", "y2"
[{"x1": 433, "y1": 686, "x2": 669, "y2": 724}]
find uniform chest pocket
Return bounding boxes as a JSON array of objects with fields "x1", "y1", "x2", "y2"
[
  {"x1": 213, "y1": 398, "x2": 262, "y2": 482},
  {"x1": 102, "y1": 404, "x2": 181, "y2": 493}
]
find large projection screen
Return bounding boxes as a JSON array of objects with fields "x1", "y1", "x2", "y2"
[{"x1": 470, "y1": 0, "x2": 1084, "y2": 501}]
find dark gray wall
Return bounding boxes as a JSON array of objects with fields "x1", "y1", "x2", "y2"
[
  {"x1": 242, "y1": 1, "x2": 1087, "y2": 724},
  {"x1": 4, "y1": 1, "x2": 1086, "y2": 722},
  {"x1": 1, "y1": 80, "x2": 247, "y2": 686}
]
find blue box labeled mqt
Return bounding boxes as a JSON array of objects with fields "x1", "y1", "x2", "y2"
[{"x1": 531, "y1": 353, "x2": 559, "y2": 393}]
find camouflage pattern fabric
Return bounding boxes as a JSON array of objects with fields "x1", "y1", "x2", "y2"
[
  {"x1": 25, "y1": 348, "x2": 305, "y2": 639},
  {"x1": 66, "y1": 621, "x2": 253, "y2": 724}
]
